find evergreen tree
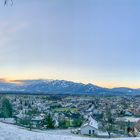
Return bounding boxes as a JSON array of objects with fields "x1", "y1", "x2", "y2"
[
  {"x1": 43, "y1": 113, "x2": 55, "y2": 129},
  {"x1": 1, "y1": 98, "x2": 13, "y2": 118}
]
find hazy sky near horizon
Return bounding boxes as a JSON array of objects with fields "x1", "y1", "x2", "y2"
[{"x1": 0, "y1": 0, "x2": 140, "y2": 88}]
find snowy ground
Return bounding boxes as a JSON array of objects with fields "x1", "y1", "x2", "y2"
[{"x1": 0, "y1": 122, "x2": 140, "y2": 140}]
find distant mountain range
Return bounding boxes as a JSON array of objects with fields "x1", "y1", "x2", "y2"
[{"x1": 0, "y1": 79, "x2": 139, "y2": 95}]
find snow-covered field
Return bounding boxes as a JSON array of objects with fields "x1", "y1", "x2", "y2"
[{"x1": 0, "y1": 122, "x2": 140, "y2": 140}]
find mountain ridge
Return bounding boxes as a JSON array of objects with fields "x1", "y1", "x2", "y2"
[{"x1": 0, "y1": 79, "x2": 139, "y2": 95}]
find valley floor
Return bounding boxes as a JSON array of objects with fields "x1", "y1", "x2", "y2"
[{"x1": 0, "y1": 122, "x2": 140, "y2": 140}]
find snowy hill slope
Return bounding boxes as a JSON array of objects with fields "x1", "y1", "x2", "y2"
[{"x1": 0, "y1": 122, "x2": 140, "y2": 140}]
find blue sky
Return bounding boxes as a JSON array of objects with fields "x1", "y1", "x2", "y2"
[{"x1": 0, "y1": 0, "x2": 140, "y2": 88}]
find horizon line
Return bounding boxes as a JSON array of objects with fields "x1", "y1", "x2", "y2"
[{"x1": 0, "y1": 77, "x2": 139, "y2": 89}]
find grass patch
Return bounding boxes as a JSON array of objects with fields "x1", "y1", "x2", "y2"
[{"x1": 53, "y1": 108, "x2": 78, "y2": 113}]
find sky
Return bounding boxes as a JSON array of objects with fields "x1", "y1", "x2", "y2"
[{"x1": 0, "y1": 0, "x2": 140, "y2": 88}]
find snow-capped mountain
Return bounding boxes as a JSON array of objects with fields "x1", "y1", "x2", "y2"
[
  {"x1": 0, "y1": 79, "x2": 139, "y2": 95},
  {"x1": 0, "y1": 79, "x2": 107, "y2": 94},
  {"x1": 112, "y1": 87, "x2": 134, "y2": 93}
]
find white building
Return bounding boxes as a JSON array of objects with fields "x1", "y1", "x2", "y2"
[{"x1": 80, "y1": 116, "x2": 99, "y2": 135}]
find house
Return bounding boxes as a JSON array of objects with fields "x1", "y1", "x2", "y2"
[
  {"x1": 15, "y1": 113, "x2": 44, "y2": 128},
  {"x1": 80, "y1": 116, "x2": 99, "y2": 135},
  {"x1": 31, "y1": 116, "x2": 44, "y2": 127},
  {"x1": 116, "y1": 117, "x2": 140, "y2": 125}
]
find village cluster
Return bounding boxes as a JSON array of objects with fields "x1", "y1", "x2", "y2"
[{"x1": 0, "y1": 94, "x2": 140, "y2": 138}]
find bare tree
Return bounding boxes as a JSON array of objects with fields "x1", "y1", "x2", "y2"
[
  {"x1": 4, "y1": 0, "x2": 13, "y2": 6},
  {"x1": 101, "y1": 104, "x2": 115, "y2": 138}
]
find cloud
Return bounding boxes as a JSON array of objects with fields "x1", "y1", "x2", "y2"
[{"x1": 0, "y1": 78, "x2": 5, "y2": 82}]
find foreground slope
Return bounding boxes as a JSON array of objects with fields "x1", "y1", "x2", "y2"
[{"x1": 0, "y1": 122, "x2": 140, "y2": 140}]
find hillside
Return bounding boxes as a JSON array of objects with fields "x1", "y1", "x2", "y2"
[{"x1": 0, "y1": 122, "x2": 140, "y2": 140}]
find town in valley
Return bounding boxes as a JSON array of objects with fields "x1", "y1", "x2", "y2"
[{"x1": 1, "y1": 94, "x2": 140, "y2": 138}]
